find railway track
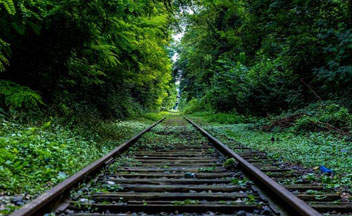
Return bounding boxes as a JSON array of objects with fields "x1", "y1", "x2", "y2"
[
  {"x1": 9, "y1": 115, "x2": 351, "y2": 216},
  {"x1": 198, "y1": 123, "x2": 352, "y2": 216}
]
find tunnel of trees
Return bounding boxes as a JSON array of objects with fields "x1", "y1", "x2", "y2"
[
  {"x1": 1, "y1": 2, "x2": 352, "y2": 214},
  {"x1": 1, "y1": 0, "x2": 352, "y2": 118}
]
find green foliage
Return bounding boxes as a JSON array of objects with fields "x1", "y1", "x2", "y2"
[
  {"x1": 293, "y1": 102, "x2": 352, "y2": 132},
  {"x1": 207, "y1": 113, "x2": 246, "y2": 124},
  {"x1": 182, "y1": 98, "x2": 205, "y2": 114},
  {"x1": 206, "y1": 123, "x2": 352, "y2": 191},
  {"x1": 223, "y1": 158, "x2": 237, "y2": 167},
  {"x1": 314, "y1": 27, "x2": 352, "y2": 105},
  {"x1": 261, "y1": 101, "x2": 352, "y2": 133},
  {"x1": 175, "y1": 0, "x2": 352, "y2": 115},
  {"x1": 0, "y1": 116, "x2": 150, "y2": 213},
  {"x1": 0, "y1": 0, "x2": 176, "y2": 117},
  {"x1": 231, "y1": 177, "x2": 250, "y2": 187},
  {"x1": 173, "y1": 199, "x2": 199, "y2": 206},
  {"x1": 206, "y1": 59, "x2": 250, "y2": 113},
  {"x1": 142, "y1": 112, "x2": 168, "y2": 121},
  {"x1": 198, "y1": 167, "x2": 216, "y2": 172},
  {"x1": 162, "y1": 82, "x2": 177, "y2": 110},
  {"x1": 96, "y1": 183, "x2": 123, "y2": 193},
  {"x1": 0, "y1": 119, "x2": 96, "y2": 194},
  {"x1": 188, "y1": 111, "x2": 247, "y2": 124},
  {"x1": 0, "y1": 80, "x2": 44, "y2": 110},
  {"x1": 0, "y1": 0, "x2": 15, "y2": 15},
  {"x1": 0, "y1": 38, "x2": 10, "y2": 72}
]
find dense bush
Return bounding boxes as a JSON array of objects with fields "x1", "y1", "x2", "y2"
[
  {"x1": 0, "y1": 0, "x2": 176, "y2": 118},
  {"x1": 182, "y1": 98, "x2": 208, "y2": 114},
  {"x1": 175, "y1": 0, "x2": 352, "y2": 116},
  {"x1": 259, "y1": 102, "x2": 352, "y2": 133},
  {"x1": 0, "y1": 80, "x2": 44, "y2": 111},
  {"x1": 292, "y1": 102, "x2": 352, "y2": 133},
  {"x1": 141, "y1": 112, "x2": 169, "y2": 121},
  {"x1": 206, "y1": 113, "x2": 247, "y2": 124},
  {"x1": 187, "y1": 111, "x2": 248, "y2": 124}
]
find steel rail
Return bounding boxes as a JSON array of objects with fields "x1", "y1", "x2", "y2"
[
  {"x1": 10, "y1": 117, "x2": 166, "y2": 216},
  {"x1": 185, "y1": 116, "x2": 322, "y2": 216}
]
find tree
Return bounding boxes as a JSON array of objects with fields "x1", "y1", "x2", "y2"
[
  {"x1": 175, "y1": 0, "x2": 352, "y2": 115},
  {"x1": 0, "y1": 0, "x2": 176, "y2": 117}
]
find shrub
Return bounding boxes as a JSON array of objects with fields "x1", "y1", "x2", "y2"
[
  {"x1": 188, "y1": 111, "x2": 247, "y2": 124},
  {"x1": 319, "y1": 103, "x2": 350, "y2": 127},
  {"x1": 292, "y1": 102, "x2": 352, "y2": 132},
  {"x1": 0, "y1": 80, "x2": 44, "y2": 110},
  {"x1": 207, "y1": 113, "x2": 246, "y2": 124},
  {"x1": 142, "y1": 112, "x2": 169, "y2": 121},
  {"x1": 293, "y1": 116, "x2": 320, "y2": 132},
  {"x1": 182, "y1": 98, "x2": 204, "y2": 114}
]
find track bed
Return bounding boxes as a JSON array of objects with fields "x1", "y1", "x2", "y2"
[
  {"x1": 12, "y1": 115, "x2": 351, "y2": 216},
  {"x1": 65, "y1": 117, "x2": 273, "y2": 215}
]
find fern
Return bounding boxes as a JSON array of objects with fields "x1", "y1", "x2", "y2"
[
  {"x1": 0, "y1": 0, "x2": 16, "y2": 15},
  {"x1": 90, "y1": 43, "x2": 120, "y2": 67},
  {"x1": 0, "y1": 80, "x2": 45, "y2": 110},
  {"x1": 0, "y1": 39, "x2": 9, "y2": 72}
]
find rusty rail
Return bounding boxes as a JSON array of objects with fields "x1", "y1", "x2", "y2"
[
  {"x1": 185, "y1": 116, "x2": 322, "y2": 216},
  {"x1": 10, "y1": 117, "x2": 166, "y2": 216}
]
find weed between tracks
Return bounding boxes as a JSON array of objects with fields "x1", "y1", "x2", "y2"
[
  {"x1": 66, "y1": 117, "x2": 216, "y2": 211},
  {"x1": 64, "y1": 115, "x2": 271, "y2": 215},
  {"x1": 230, "y1": 177, "x2": 251, "y2": 187}
]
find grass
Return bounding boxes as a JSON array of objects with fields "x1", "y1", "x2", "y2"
[
  {"x1": 140, "y1": 111, "x2": 169, "y2": 121},
  {"x1": 173, "y1": 199, "x2": 199, "y2": 206},
  {"x1": 64, "y1": 113, "x2": 208, "y2": 212},
  {"x1": 185, "y1": 110, "x2": 352, "y2": 192},
  {"x1": 186, "y1": 111, "x2": 248, "y2": 124},
  {"x1": 2, "y1": 110, "x2": 351, "y2": 214},
  {"x1": 0, "y1": 113, "x2": 164, "y2": 214},
  {"x1": 202, "y1": 123, "x2": 352, "y2": 192}
]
